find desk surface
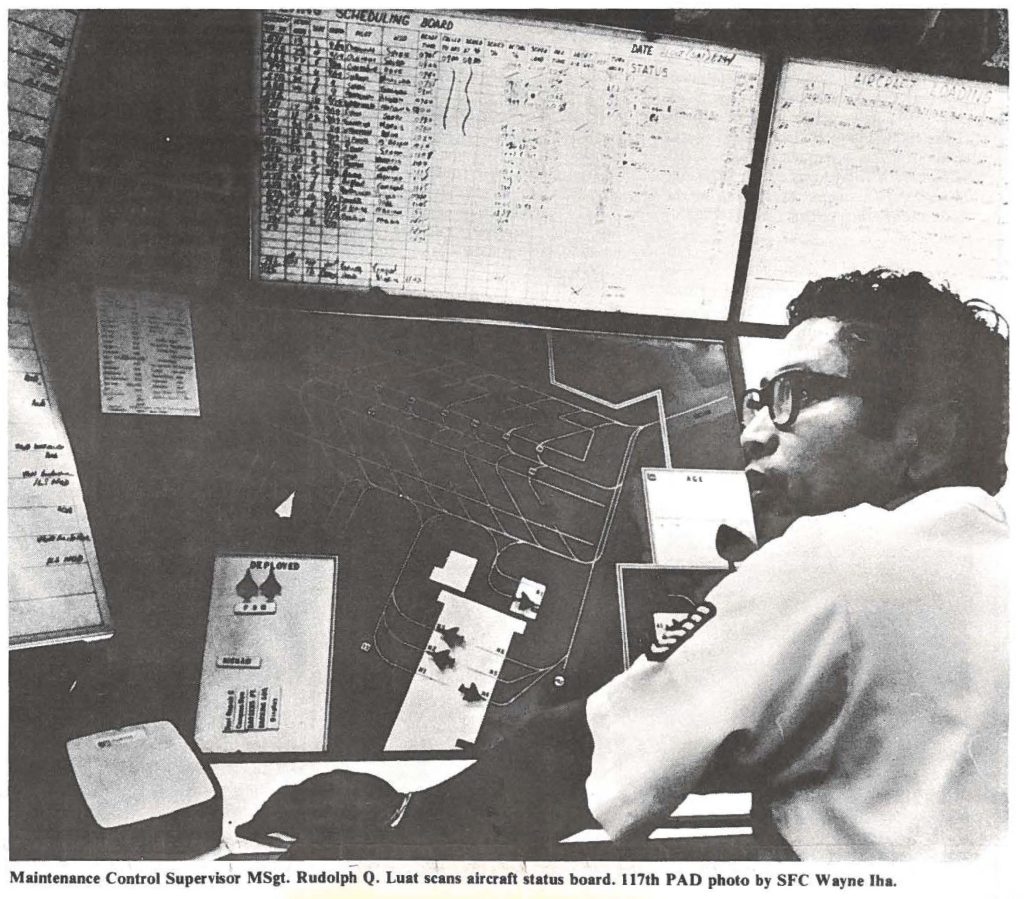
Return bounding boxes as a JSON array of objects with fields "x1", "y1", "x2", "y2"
[{"x1": 213, "y1": 760, "x2": 753, "y2": 856}]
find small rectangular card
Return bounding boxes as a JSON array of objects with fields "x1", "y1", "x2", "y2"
[
  {"x1": 643, "y1": 468, "x2": 756, "y2": 568},
  {"x1": 96, "y1": 289, "x2": 201, "y2": 416},
  {"x1": 222, "y1": 686, "x2": 281, "y2": 733},
  {"x1": 195, "y1": 554, "x2": 337, "y2": 753}
]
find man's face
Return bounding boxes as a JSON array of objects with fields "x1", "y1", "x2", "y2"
[{"x1": 741, "y1": 317, "x2": 908, "y2": 524}]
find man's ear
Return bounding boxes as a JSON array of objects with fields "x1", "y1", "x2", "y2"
[{"x1": 897, "y1": 401, "x2": 963, "y2": 488}]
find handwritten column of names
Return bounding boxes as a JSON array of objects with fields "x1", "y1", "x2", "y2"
[
  {"x1": 258, "y1": 11, "x2": 763, "y2": 319},
  {"x1": 8, "y1": 302, "x2": 112, "y2": 647}
]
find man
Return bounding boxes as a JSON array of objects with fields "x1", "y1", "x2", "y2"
[{"x1": 239, "y1": 269, "x2": 1009, "y2": 860}]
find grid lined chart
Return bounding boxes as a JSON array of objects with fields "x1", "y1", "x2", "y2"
[
  {"x1": 743, "y1": 60, "x2": 1009, "y2": 324},
  {"x1": 257, "y1": 10, "x2": 763, "y2": 318},
  {"x1": 8, "y1": 9, "x2": 77, "y2": 247},
  {"x1": 8, "y1": 302, "x2": 112, "y2": 648}
]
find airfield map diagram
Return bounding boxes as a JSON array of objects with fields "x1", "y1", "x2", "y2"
[{"x1": 240, "y1": 318, "x2": 738, "y2": 754}]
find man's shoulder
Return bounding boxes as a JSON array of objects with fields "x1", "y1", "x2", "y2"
[
  {"x1": 784, "y1": 486, "x2": 1005, "y2": 547},
  {"x1": 735, "y1": 486, "x2": 1005, "y2": 591},
  {"x1": 896, "y1": 485, "x2": 1007, "y2": 527}
]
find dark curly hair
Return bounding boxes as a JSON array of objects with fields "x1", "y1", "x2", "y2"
[{"x1": 786, "y1": 268, "x2": 1009, "y2": 495}]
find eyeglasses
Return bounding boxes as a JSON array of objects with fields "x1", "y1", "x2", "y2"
[{"x1": 741, "y1": 371, "x2": 861, "y2": 429}]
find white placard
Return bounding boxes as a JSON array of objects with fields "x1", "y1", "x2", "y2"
[
  {"x1": 642, "y1": 467, "x2": 756, "y2": 568},
  {"x1": 7, "y1": 302, "x2": 113, "y2": 648},
  {"x1": 743, "y1": 59, "x2": 1008, "y2": 324},
  {"x1": 195, "y1": 554, "x2": 338, "y2": 753},
  {"x1": 96, "y1": 289, "x2": 201, "y2": 416},
  {"x1": 257, "y1": 10, "x2": 763, "y2": 319},
  {"x1": 429, "y1": 550, "x2": 478, "y2": 594}
]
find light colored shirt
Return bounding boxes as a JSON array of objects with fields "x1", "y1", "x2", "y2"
[{"x1": 586, "y1": 486, "x2": 1008, "y2": 860}]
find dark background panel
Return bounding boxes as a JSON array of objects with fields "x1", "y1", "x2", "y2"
[{"x1": 11, "y1": 286, "x2": 744, "y2": 856}]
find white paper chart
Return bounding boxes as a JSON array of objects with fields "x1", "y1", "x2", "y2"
[
  {"x1": 8, "y1": 9, "x2": 78, "y2": 247},
  {"x1": 8, "y1": 301, "x2": 113, "y2": 649},
  {"x1": 256, "y1": 9, "x2": 763, "y2": 319},
  {"x1": 96, "y1": 289, "x2": 201, "y2": 416},
  {"x1": 743, "y1": 59, "x2": 1008, "y2": 324}
]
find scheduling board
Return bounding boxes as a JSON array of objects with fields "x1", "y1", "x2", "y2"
[
  {"x1": 8, "y1": 9, "x2": 78, "y2": 248},
  {"x1": 255, "y1": 9, "x2": 763, "y2": 318},
  {"x1": 743, "y1": 58, "x2": 1009, "y2": 324}
]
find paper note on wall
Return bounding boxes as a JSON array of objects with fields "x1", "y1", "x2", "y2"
[
  {"x1": 96, "y1": 289, "x2": 201, "y2": 416},
  {"x1": 8, "y1": 298, "x2": 113, "y2": 648}
]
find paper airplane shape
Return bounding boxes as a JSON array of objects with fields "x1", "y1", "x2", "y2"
[
  {"x1": 235, "y1": 569, "x2": 259, "y2": 600},
  {"x1": 274, "y1": 491, "x2": 295, "y2": 519}
]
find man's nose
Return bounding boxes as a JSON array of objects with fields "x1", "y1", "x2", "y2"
[{"x1": 740, "y1": 405, "x2": 779, "y2": 462}]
